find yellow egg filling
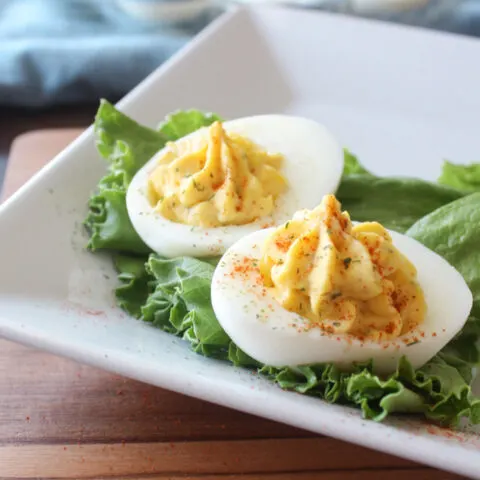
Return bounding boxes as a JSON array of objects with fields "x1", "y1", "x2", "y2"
[
  {"x1": 146, "y1": 121, "x2": 288, "y2": 227},
  {"x1": 259, "y1": 195, "x2": 426, "y2": 341}
]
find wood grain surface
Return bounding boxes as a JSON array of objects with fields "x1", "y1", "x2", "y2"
[{"x1": 0, "y1": 129, "x2": 466, "y2": 479}]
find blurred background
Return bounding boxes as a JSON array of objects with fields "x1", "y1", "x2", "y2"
[{"x1": 1, "y1": 0, "x2": 480, "y2": 181}]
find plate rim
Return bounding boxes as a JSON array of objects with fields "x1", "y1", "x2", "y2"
[{"x1": 1, "y1": 6, "x2": 479, "y2": 478}]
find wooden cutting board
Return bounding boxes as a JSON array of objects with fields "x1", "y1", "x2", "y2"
[{"x1": 0, "y1": 129, "x2": 465, "y2": 479}]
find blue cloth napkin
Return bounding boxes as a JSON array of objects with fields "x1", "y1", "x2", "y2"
[
  {"x1": 0, "y1": 0, "x2": 219, "y2": 107},
  {"x1": 2, "y1": 0, "x2": 480, "y2": 108}
]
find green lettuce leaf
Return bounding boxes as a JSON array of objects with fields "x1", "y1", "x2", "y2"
[
  {"x1": 95, "y1": 99, "x2": 167, "y2": 182},
  {"x1": 405, "y1": 355, "x2": 480, "y2": 425},
  {"x1": 145, "y1": 255, "x2": 229, "y2": 351},
  {"x1": 142, "y1": 255, "x2": 231, "y2": 358},
  {"x1": 87, "y1": 185, "x2": 151, "y2": 254},
  {"x1": 441, "y1": 316, "x2": 480, "y2": 365},
  {"x1": 407, "y1": 193, "x2": 480, "y2": 369},
  {"x1": 343, "y1": 149, "x2": 372, "y2": 176},
  {"x1": 438, "y1": 160, "x2": 480, "y2": 193},
  {"x1": 138, "y1": 254, "x2": 259, "y2": 365},
  {"x1": 407, "y1": 192, "x2": 480, "y2": 318},
  {"x1": 262, "y1": 355, "x2": 479, "y2": 425},
  {"x1": 85, "y1": 100, "x2": 220, "y2": 253},
  {"x1": 158, "y1": 110, "x2": 222, "y2": 140},
  {"x1": 337, "y1": 175, "x2": 464, "y2": 233},
  {"x1": 114, "y1": 254, "x2": 152, "y2": 318}
]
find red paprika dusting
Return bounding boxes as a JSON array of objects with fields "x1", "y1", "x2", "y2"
[
  {"x1": 426, "y1": 425, "x2": 467, "y2": 443},
  {"x1": 385, "y1": 322, "x2": 395, "y2": 334},
  {"x1": 274, "y1": 237, "x2": 292, "y2": 252}
]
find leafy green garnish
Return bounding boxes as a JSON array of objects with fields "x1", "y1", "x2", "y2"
[
  {"x1": 438, "y1": 160, "x2": 480, "y2": 193},
  {"x1": 408, "y1": 192, "x2": 480, "y2": 318},
  {"x1": 337, "y1": 175, "x2": 464, "y2": 233},
  {"x1": 145, "y1": 255, "x2": 230, "y2": 356},
  {"x1": 158, "y1": 110, "x2": 221, "y2": 141},
  {"x1": 343, "y1": 149, "x2": 373, "y2": 176},
  {"x1": 262, "y1": 356, "x2": 480, "y2": 424},
  {"x1": 114, "y1": 254, "x2": 152, "y2": 317},
  {"x1": 84, "y1": 100, "x2": 220, "y2": 253},
  {"x1": 116, "y1": 253, "x2": 259, "y2": 366},
  {"x1": 443, "y1": 316, "x2": 480, "y2": 365}
]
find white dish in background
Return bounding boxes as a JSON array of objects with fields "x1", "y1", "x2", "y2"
[
  {"x1": 116, "y1": 0, "x2": 212, "y2": 23},
  {"x1": 1, "y1": 5, "x2": 480, "y2": 477}
]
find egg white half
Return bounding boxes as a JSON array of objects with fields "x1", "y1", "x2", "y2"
[
  {"x1": 126, "y1": 115, "x2": 344, "y2": 258},
  {"x1": 211, "y1": 228, "x2": 472, "y2": 374}
]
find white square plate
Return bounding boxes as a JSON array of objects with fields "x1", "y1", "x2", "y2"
[{"x1": 1, "y1": 6, "x2": 480, "y2": 477}]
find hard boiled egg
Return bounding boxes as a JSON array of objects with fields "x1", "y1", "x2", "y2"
[
  {"x1": 126, "y1": 115, "x2": 343, "y2": 258},
  {"x1": 211, "y1": 228, "x2": 472, "y2": 374}
]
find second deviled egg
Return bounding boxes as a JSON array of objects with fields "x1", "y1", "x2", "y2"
[{"x1": 211, "y1": 195, "x2": 472, "y2": 374}]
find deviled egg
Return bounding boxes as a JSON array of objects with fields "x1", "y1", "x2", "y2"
[
  {"x1": 211, "y1": 195, "x2": 472, "y2": 373},
  {"x1": 127, "y1": 115, "x2": 343, "y2": 257}
]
